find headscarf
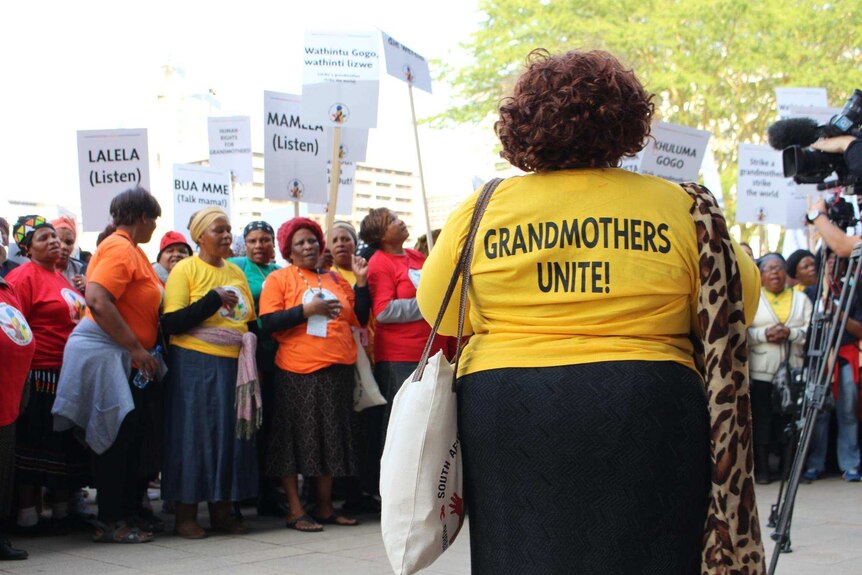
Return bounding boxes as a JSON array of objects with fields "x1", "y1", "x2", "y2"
[
  {"x1": 188, "y1": 207, "x2": 229, "y2": 244},
  {"x1": 331, "y1": 220, "x2": 358, "y2": 246},
  {"x1": 243, "y1": 220, "x2": 275, "y2": 239},
  {"x1": 51, "y1": 216, "x2": 77, "y2": 240},
  {"x1": 277, "y1": 218, "x2": 324, "y2": 262},
  {"x1": 785, "y1": 249, "x2": 815, "y2": 279},
  {"x1": 13, "y1": 215, "x2": 53, "y2": 250},
  {"x1": 756, "y1": 252, "x2": 785, "y2": 272}
]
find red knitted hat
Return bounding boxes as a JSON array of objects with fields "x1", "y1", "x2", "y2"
[{"x1": 277, "y1": 218, "x2": 324, "y2": 261}]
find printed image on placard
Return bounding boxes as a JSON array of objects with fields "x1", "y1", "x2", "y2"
[
  {"x1": 0, "y1": 303, "x2": 32, "y2": 346},
  {"x1": 402, "y1": 64, "x2": 414, "y2": 83},
  {"x1": 338, "y1": 144, "x2": 348, "y2": 160},
  {"x1": 218, "y1": 286, "x2": 249, "y2": 321},
  {"x1": 330, "y1": 104, "x2": 349, "y2": 124},
  {"x1": 289, "y1": 179, "x2": 305, "y2": 200},
  {"x1": 756, "y1": 207, "x2": 767, "y2": 223},
  {"x1": 61, "y1": 288, "x2": 87, "y2": 323}
]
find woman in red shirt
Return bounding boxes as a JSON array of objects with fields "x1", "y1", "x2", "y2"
[
  {"x1": 358, "y1": 209, "x2": 447, "y2": 474},
  {"x1": 5, "y1": 216, "x2": 89, "y2": 535},
  {"x1": 0, "y1": 277, "x2": 35, "y2": 560}
]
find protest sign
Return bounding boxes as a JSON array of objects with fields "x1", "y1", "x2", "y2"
[
  {"x1": 77, "y1": 129, "x2": 149, "y2": 231},
  {"x1": 638, "y1": 122, "x2": 711, "y2": 184},
  {"x1": 619, "y1": 152, "x2": 643, "y2": 173},
  {"x1": 736, "y1": 144, "x2": 793, "y2": 226},
  {"x1": 263, "y1": 91, "x2": 327, "y2": 204},
  {"x1": 380, "y1": 31, "x2": 432, "y2": 93},
  {"x1": 208, "y1": 116, "x2": 253, "y2": 183},
  {"x1": 172, "y1": 164, "x2": 232, "y2": 244},
  {"x1": 302, "y1": 30, "x2": 381, "y2": 129},
  {"x1": 775, "y1": 87, "x2": 828, "y2": 119},
  {"x1": 328, "y1": 127, "x2": 368, "y2": 163},
  {"x1": 327, "y1": 161, "x2": 357, "y2": 215}
]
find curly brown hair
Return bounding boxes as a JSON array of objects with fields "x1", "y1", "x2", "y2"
[{"x1": 495, "y1": 49, "x2": 655, "y2": 172}]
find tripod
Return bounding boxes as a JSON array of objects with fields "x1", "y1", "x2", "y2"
[{"x1": 767, "y1": 242, "x2": 862, "y2": 575}]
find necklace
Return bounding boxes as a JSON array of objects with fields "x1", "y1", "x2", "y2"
[{"x1": 295, "y1": 266, "x2": 323, "y2": 294}]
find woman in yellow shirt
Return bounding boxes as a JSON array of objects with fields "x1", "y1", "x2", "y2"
[
  {"x1": 417, "y1": 49, "x2": 762, "y2": 574},
  {"x1": 161, "y1": 208, "x2": 259, "y2": 538}
]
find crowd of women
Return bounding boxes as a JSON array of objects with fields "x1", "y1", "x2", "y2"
[
  {"x1": 0, "y1": 189, "x2": 448, "y2": 558},
  {"x1": 748, "y1": 247, "x2": 861, "y2": 486}
]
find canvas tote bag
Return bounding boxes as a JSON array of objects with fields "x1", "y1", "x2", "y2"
[
  {"x1": 380, "y1": 178, "x2": 502, "y2": 575},
  {"x1": 354, "y1": 329, "x2": 387, "y2": 411}
]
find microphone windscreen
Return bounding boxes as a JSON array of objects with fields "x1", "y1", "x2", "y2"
[{"x1": 767, "y1": 118, "x2": 819, "y2": 150}]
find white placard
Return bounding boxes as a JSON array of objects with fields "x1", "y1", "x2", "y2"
[
  {"x1": 263, "y1": 91, "x2": 328, "y2": 203},
  {"x1": 302, "y1": 30, "x2": 381, "y2": 129},
  {"x1": 327, "y1": 161, "x2": 357, "y2": 214},
  {"x1": 172, "y1": 164, "x2": 233, "y2": 244},
  {"x1": 208, "y1": 116, "x2": 253, "y2": 183},
  {"x1": 736, "y1": 144, "x2": 793, "y2": 226},
  {"x1": 775, "y1": 87, "x2": 828, "y2": 119},
  {"x1": 327, "y1": 127, "x2": 368, "y2": 163},
  {"x1": 786, "y1": 105, "x2": 839, "y2": 127},
  {"x1": 618, "y1": 152, "x2": 643, "y2": 173},
  {"x1": 381, "y1": 31, "x2": 432, "y2": 94},
  {"x1": 77, "y1": 129, "x2": 150, "y2": 232},
  {"x1": 638, "y1": 122, "x2": 711, "y2": 183}
]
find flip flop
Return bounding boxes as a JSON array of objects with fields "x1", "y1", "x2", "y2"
[
  {"x1": 285, "y1": 514, "x2": 323, "y2": 533},
  {"x1": 313, "y1": 513, "x2": 360, "y2": 526}
]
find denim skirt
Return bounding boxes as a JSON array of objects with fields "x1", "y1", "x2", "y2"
[{"x1": 162, "y1": 347, "x2": 258, "y2": 503}]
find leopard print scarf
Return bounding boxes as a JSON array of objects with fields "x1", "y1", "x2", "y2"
[{"x1": 682, "y1": 182, "x2": 766, "y2": 575}]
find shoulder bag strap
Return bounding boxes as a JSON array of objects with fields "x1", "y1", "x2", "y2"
[{"x1": 412, "y1": 178, "x2": 504, "y2": 385}]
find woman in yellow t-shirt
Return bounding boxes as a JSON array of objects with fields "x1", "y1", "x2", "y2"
[
  {"x1": 161, "y1": 208, "x2": 258, "y2": 539},
  {"x1": 417, "y1": 50, "x2": 761, "y2": 574}
]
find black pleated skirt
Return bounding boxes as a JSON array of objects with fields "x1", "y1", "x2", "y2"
[{"x1": 457, "y1": 360, "x2": 709, "y2": 575}]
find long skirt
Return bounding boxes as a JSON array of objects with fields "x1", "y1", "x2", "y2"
[
  {"x1": 162, "y1": 347, "x2": 258, "y2": 503},
  {"x1": 458, "y1": 360, "x2": 710, "y2": 575},
  {"x1": 15, "y1": 369, "x2": 89, "y2": 489},
  {"x1": 266, "y1": 364, "x2": 358, "y2": 478}
]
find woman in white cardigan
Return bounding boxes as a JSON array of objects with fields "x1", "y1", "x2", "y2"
[{"x1": 748, "y1": 253, "x2": 812, "y2": 484}]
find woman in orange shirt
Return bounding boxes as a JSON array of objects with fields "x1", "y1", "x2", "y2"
[{"x1": 259, "y1": 218, "x2": 369, "y2": 532}]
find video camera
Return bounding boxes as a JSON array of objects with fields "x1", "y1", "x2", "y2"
[{"x1": 767, "y1": 89, "x2": 862, "y2": 187}]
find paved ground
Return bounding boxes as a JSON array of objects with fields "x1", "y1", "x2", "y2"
[{"x1": 1, "y1": 476, "x2": 860, "y2": 574}]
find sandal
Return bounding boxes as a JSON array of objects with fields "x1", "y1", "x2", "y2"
[
  {"x1": 313, "y1": 513, "x2": 359, "y2": 526},
  {"x1": 285, "y1": 514, "x2": 323, "y2": 532},
  {"x1": 92, "y1": 521, "x2": 154, "y2": 544}
]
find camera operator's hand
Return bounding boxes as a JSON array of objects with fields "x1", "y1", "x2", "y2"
[
  {"x1": 809, "y1": 196, "x2": 862, "y2": 257},
  {"x1": 811, "y1": 197, "x2": 827, "y2": 214},
  {"x1": 811, "y1": 135, "x2": 856, "y2": 154}
]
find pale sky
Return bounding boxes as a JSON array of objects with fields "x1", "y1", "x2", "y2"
[{"x1": 0, "y1": 0, "x2": 499, "y2": 221}]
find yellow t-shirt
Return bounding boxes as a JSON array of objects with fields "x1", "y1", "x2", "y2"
[
  {"x1": 763, "y1": 287, "x2": 793, "y2": 324},
  {"x1": 417, "y1": 169, "x2": 761, "y2": 376},
  {"x1": 164, "y1": 255, "x2": 256, "y2": 358}
]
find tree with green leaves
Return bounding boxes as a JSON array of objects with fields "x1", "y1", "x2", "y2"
[{"x1": 437, "y1": 0, "x2": 862, "y2": 239}]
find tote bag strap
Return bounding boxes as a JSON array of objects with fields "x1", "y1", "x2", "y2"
[{"x1": 413, "y1": 177, "x2": 504, "y2": 384}]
